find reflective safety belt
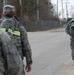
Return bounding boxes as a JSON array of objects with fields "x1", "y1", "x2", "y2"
[
  {"x1": 67, "y1": 19, "x2": 74, "y2": 25},
  {"x1": 0, "y1": 28, "x2": 20, "y2": 36},
  {"x1": 70, "y1": 24, "x2": 74, "y2": 31},
  {"x1": 0, "y1": 28, "x2": 6, "y2": 31}
]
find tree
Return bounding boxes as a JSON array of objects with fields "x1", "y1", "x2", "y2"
[
  {"x1": 39, "y1": 0, "x2": 53, "y2": 20},
  {"x1": 7, "y1": 0, "x2": 37, "y2": 20},
  {"x1": 0, "y1": 0, "x2": 59, "y2": 21},
  {"x1": 0, "y1": 0, "x2": 3, "y2": 18}
]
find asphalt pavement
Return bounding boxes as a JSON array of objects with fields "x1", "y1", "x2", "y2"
[{"x1": 25, "y1": 27, "x2": 74, "y2": 75}]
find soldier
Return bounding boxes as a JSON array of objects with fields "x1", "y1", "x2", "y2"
[
  {"x1": 65, "y1": 18, "x2": 74, "y2": 65},
  {"x1": 1, "y1": 5, "x2": 32, "y2": 73},
  {"x1": 0, "y1": 30, "x2": 24, "y2": 75}
]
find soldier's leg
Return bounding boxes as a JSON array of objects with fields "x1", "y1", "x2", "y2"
[
  {"x1": 22, "y1": 65, "x2": 26, "y2": 75},
  {"x1": 22, "y1": 70, "x2": 26, "y2": 75},
  {"x1": 70, "y1": 38, "x2": 74, "y2": 60}
]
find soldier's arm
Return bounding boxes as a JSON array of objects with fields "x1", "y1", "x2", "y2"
[
  {"x1": 20, "y1": 25, "x2": 33, "y2": 65},
  {"x1": 65, "y1": 23, "x2": 71, "y2": 36}
]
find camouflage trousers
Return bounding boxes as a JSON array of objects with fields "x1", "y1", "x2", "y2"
[{"x1": 70, "y1": 37, "x2": 74, "y2": 60}]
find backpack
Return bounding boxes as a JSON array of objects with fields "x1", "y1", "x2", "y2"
[
  {"x1": 0, "y1": 30, "x2": 23, "y2": 75},
  {"x1": 67, "y1": 18, "x2": 74, "y2": 37},
  {"x1": 0, "y1": 18, "x2": 26, "y2": 58}
]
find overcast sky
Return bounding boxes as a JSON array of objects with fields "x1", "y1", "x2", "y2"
[{"x1": 51, "y1": 0, "x2": 74, "y2": 18}]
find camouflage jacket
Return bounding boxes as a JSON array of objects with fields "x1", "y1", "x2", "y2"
[
  {"x1": 0, "y1": 30, "x2": 24, "y2": 75},
  {"x1": 0, "y1": 17, "x2": 32, "y2": 65}
]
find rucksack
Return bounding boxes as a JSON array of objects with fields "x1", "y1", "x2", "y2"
[
  {"x1": 67, "y1": 18, "x2": 74, "y2": 37},
  {"x1": 0, "y1": 18, "x2": 26, "y2": 58},
  {"x1": 0, "y1": 30, "x2": 23, "y2": 75}
]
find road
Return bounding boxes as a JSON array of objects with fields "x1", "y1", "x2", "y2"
[{"x1": 24, "y1": 28, "x2": 74, "y2": 75}]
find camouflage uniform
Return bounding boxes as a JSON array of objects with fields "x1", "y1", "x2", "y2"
[
  {"x1": 65, "y1": 18, "x2": 74, "y2": 60},
  {"x1": 1, "y1": 5, "x2": 32, "y2": 66},
  {"x1": 0, "y1": 30, "x2": 24, "y2": 75},
  {"x1": 1, "y1": 17, "x2": 32, "y2": 65}
]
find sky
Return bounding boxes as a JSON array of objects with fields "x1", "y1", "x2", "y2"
[{"x1": 51, "y1": 0, "x2": 74, "y2": 18}]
